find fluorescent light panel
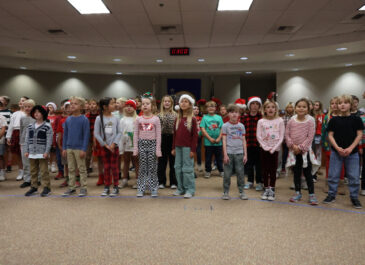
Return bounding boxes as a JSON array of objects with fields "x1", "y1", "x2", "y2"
[
  {"x1": 217, "y1": 0, "x2": 253, "y2": 11},
  {"x1": 240, "y1": 57, "x2": 248, "y2": 60},
  {"x1": 359, "y1": 5, "x2": 365, "y2": 10},
  {"x1": 67, "y1": 0, "x2": 110, "y2": 14}
]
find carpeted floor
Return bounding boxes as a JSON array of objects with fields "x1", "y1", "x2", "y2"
[{"x1": 1, "y1": 167, "x2": 364, "y2": 265}]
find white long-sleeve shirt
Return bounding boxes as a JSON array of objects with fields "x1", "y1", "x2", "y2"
[{"x1": 6, "y1": 111, "x2": 26, "y2": 139}]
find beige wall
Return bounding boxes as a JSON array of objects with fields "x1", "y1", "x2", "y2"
[
  {"x1": 277, "y1": 65, "x2": 365, "y2": 110},
  {"x1": 0, "y1": 68, "x2": 241, "y2": 106}
]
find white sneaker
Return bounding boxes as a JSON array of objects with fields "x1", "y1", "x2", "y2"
[
  {"x1": 170, "y1": 184, "x2": 177, "y2": 189},
  {"x1": 220, "y1": 172, "x2": 224, "y2": 178},
  {"x1": 158, "y1": 184, "x2": 165, "y2": 189},
  {"x1": 0, "y1": 170, "x2": 5, "y2": 181},
  {"x1": 212, "y1": 165, "x2": 217, "y2": 171},
  {"x1": 204, "y1": 172, "x2": 211, "y2": 178},
  {"x1": 361, "y1": 190, "x2": 365, "y2": 196},
  {"x1": 119, "y1": 179, "x2": 128, "y2": 189},
  {"x1": 184, "y1": 193, "x2": 193, "y2": 199},
  {"x1": 16, "y1": 170, "x2": 24, "y2": 181},
  {"x1": 51, "y1": 162, "x2": 57, "y2": 173},
  {"x1": 198, "y1": 165, "x2": 203, "y2": 172}
]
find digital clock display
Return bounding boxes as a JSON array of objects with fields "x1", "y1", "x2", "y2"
[{"x1": 170, "y1": 47, "x2": 190, "y2": 56}]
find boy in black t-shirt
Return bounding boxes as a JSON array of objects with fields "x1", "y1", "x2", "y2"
[{"x1": 324, "y1": 95, "x2": 364, "y2": 209}]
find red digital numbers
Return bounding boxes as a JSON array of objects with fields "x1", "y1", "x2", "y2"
[{"x1": 170, "y1": 48, "x2": 190, "y2": 56}]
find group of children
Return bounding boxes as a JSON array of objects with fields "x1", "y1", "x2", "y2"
[{"x1": 0, "y1": 92, "x2": 364, "y2": 209}]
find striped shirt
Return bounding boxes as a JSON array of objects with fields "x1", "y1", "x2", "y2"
[
  {"x1": 0, "y1": 109, "x2": 12, "y2": 126},
  {"x1": 133, "y1": 115, "x2": 161, "y2": 156},
  {"x1": 285, "y1": 115, "x2": 315, "y2": 152}
]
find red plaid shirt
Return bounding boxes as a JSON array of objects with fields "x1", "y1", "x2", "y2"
[{"x1": 241, "y1": 112, "x2": 262, "y2": 147}]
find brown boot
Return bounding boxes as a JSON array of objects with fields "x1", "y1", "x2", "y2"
[
  {"x1": 338, "y1": 179, "x2": 347, "y2": 195},
  {"x1": 96, "y1": 174, "x2": 104, "y2": 186},
  {"x1": 322, "y1": 179, "x2": 328, "y2": 193}
]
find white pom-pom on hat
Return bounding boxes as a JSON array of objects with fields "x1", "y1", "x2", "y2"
[{"x1": 175, "y1": 105, "x2": 180, "y2": 111}]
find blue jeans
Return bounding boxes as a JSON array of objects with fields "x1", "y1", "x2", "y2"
[
  {"x1": 223, "y1": 153, "x2": 245, "y2": 193},
  {"x1": 174, "y1": 147, "x2": 195, "y2": 195},
  {"x1": 328, "y1": 150, "x2": 360, "y2": 198}
]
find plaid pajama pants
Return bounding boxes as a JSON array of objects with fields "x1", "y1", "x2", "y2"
[
  {"x1": 137, "y1": 139, "x2": 158, "y2": 193},
  {"x1": 101, "y1": 147, "x2": 120, "y2": 187}
]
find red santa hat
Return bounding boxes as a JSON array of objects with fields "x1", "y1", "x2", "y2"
[
  {"x1": 211, "y1": 97, "x2": 222, "y2": 106},
  {"x1": 234, "y1": 98, "x2": 247, "y2": 109},
  {"x1": 46, "y1": 102, "x2": 57, "y2": 111},
  {"x1": 63, "y1": 100, "x2": 70, "y2": 108},
  {"x1": 175, "y1": 94, "x2": 195, "y2": 111},
  {"x1": 125, "y1": 99, "x2": 137, "y2": 110},
  {"x1": 247, "y1": 96, "x2": 262, "y2": 109}
]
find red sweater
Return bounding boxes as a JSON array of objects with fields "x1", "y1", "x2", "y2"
[
  {"x1": 173, "y1": 117, "x2": 198, "y2": 152},
  {"x1": 315, "y1": 114, "x2": 325, "y2": 135}
]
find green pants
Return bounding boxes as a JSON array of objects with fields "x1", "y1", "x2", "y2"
[{"x1": 174, "y1": 146, "x2": 195, "y2": 195}]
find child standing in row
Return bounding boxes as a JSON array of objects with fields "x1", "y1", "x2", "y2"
[
  {"x1": 157, "y1": 95, "x2": 177, "y2": 189},
  {"x1": 133, "y1": 96, "x2": 161, "y2": 197},
  {"x1": 312, "y1": 101, "x2": 325, "y2": 181},
  {"x1": 46, "y1": 102, "x2": 58, "y2": 173},
  {"x1": 222, "y1": 104, "x2": 247, "y2": 200},
  {"x1": 241, "y1": 96, "x2": 263, "y2": 191},
  {"x1": 24, "y1": 105, "x2": 53, "y2": 196},
  {"x1": 285, "y1": 98, "x2": 319, "y2": 205},
  {"x1": 62, "y1": 97, "x2": 90, "y2": 197},
  {"x1": 19, "y1": 99, "x2": 36, "y2": 188},
  {"x1": 193, "y1": 106, "x2": 203, "y2": 172},
  {"x1": 119, "y1": 99, "x2": 138, "y2": 188},
  {"x1": 85, "y1": 99, "x2": 99, "y2": 174},
  {"x1": 94, "y1": 97, "x2": 122, "y2": 197},
  {"x1": 324, "y1": 95, "x2": 363, "y2": 209},
  {"x1": 200, "y1": 100, "x2": 224, "y2": 178},
  {"x1": 172, "y1": 95, "x2": 198, "y2": 198},
  {"x1": 256, "y1": 100, "x2": 285, "y2": 201}
]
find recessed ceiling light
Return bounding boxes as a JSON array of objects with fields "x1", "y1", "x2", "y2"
[
  {"x1": 156, "y1": 59, "x2": 163, "y2": 63},
  {"x1": 336, "y1": 47, "x2": 347, "y2": 51},
  {"x1": 359, "y1": 5, "x2": 365, "y2": 10},
  {"x1": 245, "y1": 71, "x2": 252, "y2": 75},
  {"x1": 217, "y1": 0, "x2": 253, "y2": 11},
  {"x1": 19, "y1": 66, "x2": 27, "y2": 70},
  {"x1": 198, "y1": 58, "x2": 205, "y2": 62},
  {"x1": 67, "y1": 0, "x2": 110, "y2": 14},
  {"x1": 67, "y1": 55, "x2": 77, "y2": 59},
  {"x1": 240, "y1": 57, "x2": 248, "y2": 61},
  {"x1": 113, "y1": 58, "x2": 121, "y2": 62},
  {"x1": 70, "y1": 70, "x2": 77, "y2": 73},
  {"x1": 116, "y1": 72, "x2": 123, "y2": 75},
  {"x1": 292, "y1": 68, "x2": 299, "y2": 71},
  {"x1": 286, "y1": 53, "x2": 295, "y2": 57},
  {"x1": 345, "y1": 63, "x2": 353, "y2": 67}
]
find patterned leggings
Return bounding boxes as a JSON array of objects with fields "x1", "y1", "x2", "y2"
[{"x1": 137, "y1": 139, "x2": 158, "y2": 192}]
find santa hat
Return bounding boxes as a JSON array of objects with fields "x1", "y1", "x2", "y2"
[
  {"x1": 234, "y1": 98, "x2": 247, "y2": 109},
  {"x1": 46, "y1": 102, "x2": 57, "y2": 111},
  {"x1": 175, "y1": 94, "x2": 195, "y2": 111},
  {"x1": 211, "y1": 97, "x2": 222, "y2": 106},
  {"x1": 247, "y1": 96, "x2": 262, "y2": 109},
  {"x1": 63, "y1": 100, "x2": 70, "y2": 107},
  {"x1": 267, "y1": 91, "x2": 277, "y2": 100},
  {"x1": 125, "y1": 99, "x2": 137, "y2": 110},
  {"x1": 197, "y1": 99, "x2": 206, "y2": 106}
]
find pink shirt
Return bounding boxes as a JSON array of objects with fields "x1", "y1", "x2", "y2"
[
  {"x1": 256, "y1": 117, "x2": 285, "y2": 152},
  {"x1": 133, "y1": 115, "x2": 161, "y2": 156},
  {"x1": 285, "y1": 115, "x2": 315, "y2": 152}
]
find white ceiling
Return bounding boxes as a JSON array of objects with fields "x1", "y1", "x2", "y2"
[{"x1": 0, "y1": 0, "x2": 365, "y2": 74}]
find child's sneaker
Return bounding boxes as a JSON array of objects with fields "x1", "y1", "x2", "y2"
[
  {"x1": 239, "y1": 192, "x2": 248, "y2": 200},
  {"x1": 96, "y1": 175, "x2": 104, "y2": 186},
  {"x1": 244, "y1": 182, "x2": 253, "y2": 190},
  {"x1": 59, "y1": 180, "x2": 68, "y2": 187},
  {"x1": 184, "y1": 193, "x2": 193, "y2": 199},
  {"x1": 308, "y1": 194, "x2": 318, "y2": 205},
  {"x1": 221, "y1": 192, "x2": 230, "y2": 200},
  {"x1": 170, "y1": 184, "x2": 177, "y2": 189},
  {"x1": 261, "y1": 188, "x2": 270, "y2": 200},
  {"x1": 173, "y1": 190, "x2": 184, "y2": 196},
  {"x1": 40, "y1": 187, "x2": 51, "y2": 197},
  {"x1": 361, "y1": 190, "x2": 365, "y2": 196},
  {"x1": 255, "y1": 183, "x2": 263, "y2": 191},
  {"x1": 268, "y1": 189, "x2": 275, "y2": 201},
  {"x1": 16, "y1": 170, "x2": 24, "y2": 181},
  {"x1": 290, "y1": 192, "x2": 302, "y2": 202},
  {"x1": 62, "y1": 189, "x2": 76, "y2": 197},
  {"x1": 351, "y1": 198, "x2": 362, "y2": 209},
  {"x1": 220, "y1": 172, "x2": 224, "y2": 178},
  {"x1": 78, "y1": 188, "x2": 87, "y2": 197},
  {"x1": 54, "y1": 172, "x2": 63, "y2": 180},
  {"x1": 119, "y1": 178, "x2": 128, "y2": 189},
  {"x1": 323, "y1": 195, "x2": 335, "y2": 204},
  {"x1": 204, "y1": 172, "x2": 211, "y2": 178},
  {"x1": 101, "y1": 187, "x2": 110, "y2": 196},
  {"x1": 20, "y1": 182, "x2": 31, "y2": 188},
  {"x1": 151, "y1": 190, "x2": 158, "y2": 197},
  {"x1": 136, "y1": 191, "x2": 144, "y2": 197},
  {"x1": 132, "y1": 184, "x2": 138, "y2": 189},
  {"x1": 75, "y1": 181, "x2": 81, "y2": 188},
  {"x1": 110, "y1": 186, "x2": 119, "y2": 197},
  {"x1": 158, "y1": 184, "x2": 165, "y2": 189},
  {"x1": 25, "y1": 187, "x2": 38, "y2": 196}
]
